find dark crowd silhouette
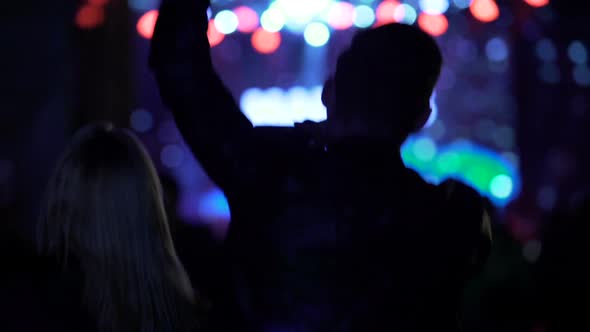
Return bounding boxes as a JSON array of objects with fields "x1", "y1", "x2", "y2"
[{"x1": 0, "y1": 0, "x2": 587, "y2": 332}]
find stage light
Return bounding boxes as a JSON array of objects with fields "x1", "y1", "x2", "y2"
[
  {"x1": 76, "y1": 5, "x2": 105, "y2": 29},
  {"x1": 136, "y1": 9, "x2": 158, "y2": 39},
  {"x1": 524, "y1": 0, "x2": 549, "y2": 8},
  {"x1": 327, "y1": 2, "x2": 355, "y2": 30},
  {"x1": 353, "y1": 5, "x2": 376, "y2": 28},
  {"x1": 234, "y1": 6, "x2": 259, "y2": 33},
  {"x1": 161, "y1": 144, "x2": 184, "y2": 168},
  {"x1": 419, "y1": 0, "x2": 450, "y2": 15},
  {"x1": 215, "y1": 10, "x2": 239, "y2": 34},
  {"x1": 275, "y1": 0, "x2": 332, "y2": 26},
  {"x1": 261, "y1": 8, "x2": 286, "y2": 32},
  {"x1": 130, "y1": 109, "x2": 153, "y2": 133},
  {"x1": 376, "y1": 0, "x2": 399, "y2": 26},
  {"x1": 198, "y1": 188, "x2": 230, "y2": 221},
  {"x1": 470, "y1": 0, "x2": 499, "y2": 23},
  {"x1": 207, "y1": 19, "x2": 225, "y2": 47},
  {"x1": 453, "y1": 0, "x2": 472, "y2": 9},
  {"x1": 304, "y1": 22, "x2": 331, "y2": 47},
  {"x1": 251, "y1": 28, "x2": 282, "y2": 54},
  {"x1": 417, "y1": 13, "x2": 449, "y2": 37},
  {"x1": 567, "y1": 41, "x2": 588, "y2": 65},
  {"x1": 413, "y1": 137, "x2": 438, "y2": 162},
  {"x1": 489, "y1": 174, "x2": 513, "y2": 199},
  {"x1": 394, "y1": 4, "x2": 418, "y2": 25},
  {"x1": 535, "y1": 39, "x2": 557, "y2": 62},
  {"x1": 485, "y1": 37, "x2": 509, "y2": 62}
]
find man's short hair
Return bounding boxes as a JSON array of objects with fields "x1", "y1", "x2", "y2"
[{"x1": 334, "y1": 23, "x2": 443, "y2": 136}]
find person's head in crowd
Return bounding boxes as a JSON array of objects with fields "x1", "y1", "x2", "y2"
[
  {"x1": 37, "y1": 123, "x2": 197, "y2": 332},
  {"x1": 322, "y1": 23, "x2": 442, "y2": 144}
]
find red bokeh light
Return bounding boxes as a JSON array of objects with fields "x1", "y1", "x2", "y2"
[
  {"x1": 524, "y1": 0, "x2": 549, "y2": 8},
  {"x1": 234, "y1": 6, "x2": 259, "y2": 33},
  {"x1": 251, "y1": 28, "x2": 281, "y2": 54},
  {"x1": 208, "y1": 20, "x2": 225, "y2": 47},
  {"x1": 327, "y1": 2, "x2": 355, "y2": 30},
  {"x1": 88, "y1": 0, "x2": 109, "y2": 6},
  {"x1": 137, "y1": 10, "x2": 159, "y2": 39},
  {"x1": 375, "y1": 0, "x2": 399, "y2": 27},
  {"x1": 470, "y1": 0, "x2": 500, "y2": 23},
  {"x1": 75, "y1": 5, "x2": 105, "y2": 29},
  {"x1": 418, "y1": 13, "x2": 449, "y2": 37}
]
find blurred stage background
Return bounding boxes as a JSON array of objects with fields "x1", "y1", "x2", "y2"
[{"x1": 1, "y1": 0, "x2": 589, "y2": 330}]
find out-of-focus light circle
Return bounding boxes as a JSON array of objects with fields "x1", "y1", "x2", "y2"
[
  {"x1": 260, "y1": 8, "x2": 286, "y2": 32},
  {"x1": 489, "y1": 174, "x2": 513, "y2": 199},
  {"x1": 524, "y1": 0, "x2": 549, "y2": 8},
  {"x1": 161, "y1": 145, "x2": 184, "y2": 168},
  {"x1": 136, "y1": 9, "x2": 158, "y2": 39},
  {"x1": 535, "y1": 39, "x2": 557, "y2": 62},
  {"x1": 417, "y1": 13, "x2": 449, "y2": 37},
  {"x1": 573, "y1": 65, "x2": 590, "y2": 86},
  {"x1": 215, "y1": 10, "x2": 239, "y2": 34},
  {"x1": 453, "y1": 0, "x2": 472, "y2": 9},
  {"x1": 89, "y1": 0, "x2": 109, "y2": 5},
  {"x1": 470, "y1": 0, "x2": 499, "y2": 23},
  {"x1": 568, "y1": 41, "x2": 588, "y2": 65},
  {"x1": 207, "y1": 7, "x2": 212, "y2": 20},
  {"x1": 485, "y1": 37, "x2": 509, "y2": 62},
  {"x1": 234, "y1": 6, "x2": 259, "y2": 33},
  {"x1": 538, "y1": 63, "x2": 560, "y2": 83},
  {"x1": 251, "y1": 28, "x2": 282, "y2": 54},
  {"x1": 419, "y1": 0, "x2": 450, "y2": 15},
  {"x1": 328, "y1": 2, "x2": 355, "y2": 30},
  {"x1": 394, "y1": 4, "x2": 418, "y2": 24},
  {"x1": 275, "y1": 0, "x2": 333, "y2": 26},
  {"x1": 376, "y1": 0, "x2": 399, "y2": 26},
  {"x1": 413, "y1": 137, "x2": 437, "y2": 162},
  {"x1": 198, "y1": 188, "x2": 230, "y2": 221},
  {"x1": 304, "y1": 22, "x2": 330, "y2": 47},
  {"x1": 353, "y1": 5, "x2": 376, "y2": 28},
  {"x1": 130, "y1": 109, "x2": 153, "y2": 133},
  {"x1": 76, "y1": 5, "x2": 105, "y2": 29},
  {"x1": 208, "y1": 19, "x2": 225, "y2": 47}
]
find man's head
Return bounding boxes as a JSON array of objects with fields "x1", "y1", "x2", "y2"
[{"x1": 322, "y1": 23, "x2": 443, "y2": 143}]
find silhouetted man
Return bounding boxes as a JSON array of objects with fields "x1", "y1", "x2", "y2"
[{"x1": 150, "y1": 1, "x2": 492, "y2": 331}]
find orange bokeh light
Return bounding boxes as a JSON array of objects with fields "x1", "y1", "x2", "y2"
[
  {"x1": 137, "y1": 10, "x2": 159, "y2": 39},
  {"x1": 418, "y1": 13, "x2": 449, "y2": 37},
  {"x1": 234, "y1": 6, "x2": 259, "y2": 33},
  {"x1": 75, "y1": 5, "x2": 105, "y2": 29},
  {"x1": 375, "y1": 0, "x2": 400, "y2": 27},
  {"x1": 524, "y1": 0, "x2": 549, "y2": 8},
  {"x1": 470, "y1": 0, "x2": 500, "y2": 23},
  {"x1": 251, "y1": 28, "x2": 281, "y2": 54},
  {"x1": 208, "y1": 20, "x2": 225, "y2": 47}
]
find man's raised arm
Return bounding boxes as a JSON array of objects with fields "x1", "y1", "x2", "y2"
[{"x1": 149, "y1": 0, "x2": 254, "y2": 190}]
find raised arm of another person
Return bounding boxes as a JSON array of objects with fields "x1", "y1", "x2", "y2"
[{"x1": 149, "y1": 0, "x2": 256, "y2": 191}]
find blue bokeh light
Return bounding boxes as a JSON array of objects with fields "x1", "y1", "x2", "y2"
[
  {"x1": 485, "y1": 37, "x2": 509, "y2": 62},
  {"x1": 419, "y1": 0, "x2": 450, "y2": 15},
  {"x1": 198, "y1": 188, "x2": 231, "y2": 221}
]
